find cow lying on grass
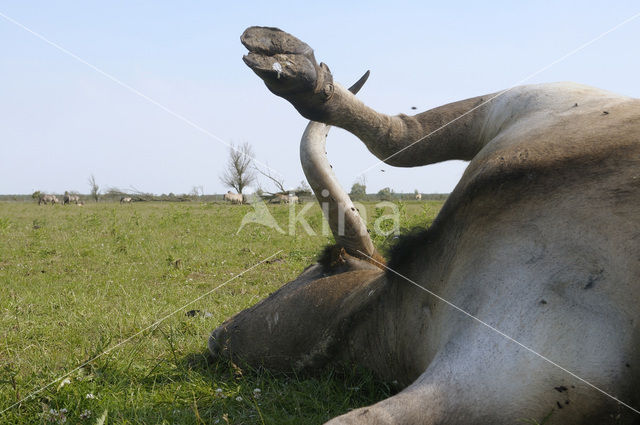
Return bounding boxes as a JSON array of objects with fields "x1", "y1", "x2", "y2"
[{"x1": 210, "y1": 27, "x2": 640, "y2": 425}]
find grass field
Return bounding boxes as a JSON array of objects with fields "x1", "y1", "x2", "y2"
[{"x1": 0, "y1": 200, "x2": 442, "y2": 424}]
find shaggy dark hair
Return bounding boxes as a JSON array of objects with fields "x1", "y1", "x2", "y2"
[
  {"x1": 316, "y1": 244, "x2": 341, "y2": 269},
  {"x1": 386, "y1": 226, "x2": 432, "y2": 272}
]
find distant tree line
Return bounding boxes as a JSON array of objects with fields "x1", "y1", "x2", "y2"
[
  {"x1": 349, "y1": 182, "x2": 446, "y2": 202},
  {"x1": 3, "y1": 158, "x2": 448, "y2": 204}
]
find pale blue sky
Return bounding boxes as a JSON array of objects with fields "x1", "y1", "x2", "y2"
[{"x1": 1, "y1": 1, "x2": 639, "y2": 195}]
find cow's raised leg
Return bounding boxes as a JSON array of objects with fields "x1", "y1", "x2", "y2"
[{"x1": 241, "y1": 26, "x2": 494, "y2": 167}]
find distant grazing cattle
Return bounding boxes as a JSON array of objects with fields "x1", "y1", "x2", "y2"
[
  {"x1": 270, "y1": 193, "x2": 299, "y2": 204},
  {"x1": 38, "y1": 194, "x2": 59, "y2": 205},
  {"x1": 269, "y1": 194, "x2": 283, "y2": 204},
  {"x1": 120, "y1": 196, "x2": 132, "y2": 204},
  {"x1": 223, "y1": 191, "x2": 243, "y2": 204},
  {"x1": 63, "y1": 192, "x2": 80, "y2": 205},
  {"x1": 415, "y1": 193, "x2": 422, "y2": 200}
]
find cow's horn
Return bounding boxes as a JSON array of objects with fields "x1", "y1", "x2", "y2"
[
  {"x1": 300, "y1": 71, "x2": 380, "y2": 263},
  {"x1": 347, "y1": 70, "x2": 370, "y2": 95}
]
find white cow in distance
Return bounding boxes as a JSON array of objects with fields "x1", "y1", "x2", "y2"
[{"x1": 223, "y1": 191, "x2": 243, "y2": 204}]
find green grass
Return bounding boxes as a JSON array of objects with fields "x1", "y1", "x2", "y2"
[{"x1": 0, "y1": 200, "x2": 441, "y2": 424}]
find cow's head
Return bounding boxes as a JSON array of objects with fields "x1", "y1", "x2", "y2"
[{"x1": 208, "y1": 247, "x2": 386, "y2": 371}]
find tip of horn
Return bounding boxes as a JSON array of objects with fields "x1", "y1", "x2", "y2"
[{"x1": 348, "y1": 70, "x2": 370, "y2": 95}]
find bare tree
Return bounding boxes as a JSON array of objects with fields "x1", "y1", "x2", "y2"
[
  {"x1": 88, "y1": 174, "x2": 100, "y2": 202},
  {"x1": 255, "y1": 163, "x2": 286, "y2": 195},
  {"x1": 219, "y1": 142, "x2": 256, "y2": 194},
  {"x1": 190, "y1": 185, "x2": 204, "y2": 198}
]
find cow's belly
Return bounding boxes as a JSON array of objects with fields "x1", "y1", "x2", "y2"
[{"x1": 403, "y1": 171, "x2": 640, "y2": 421}]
